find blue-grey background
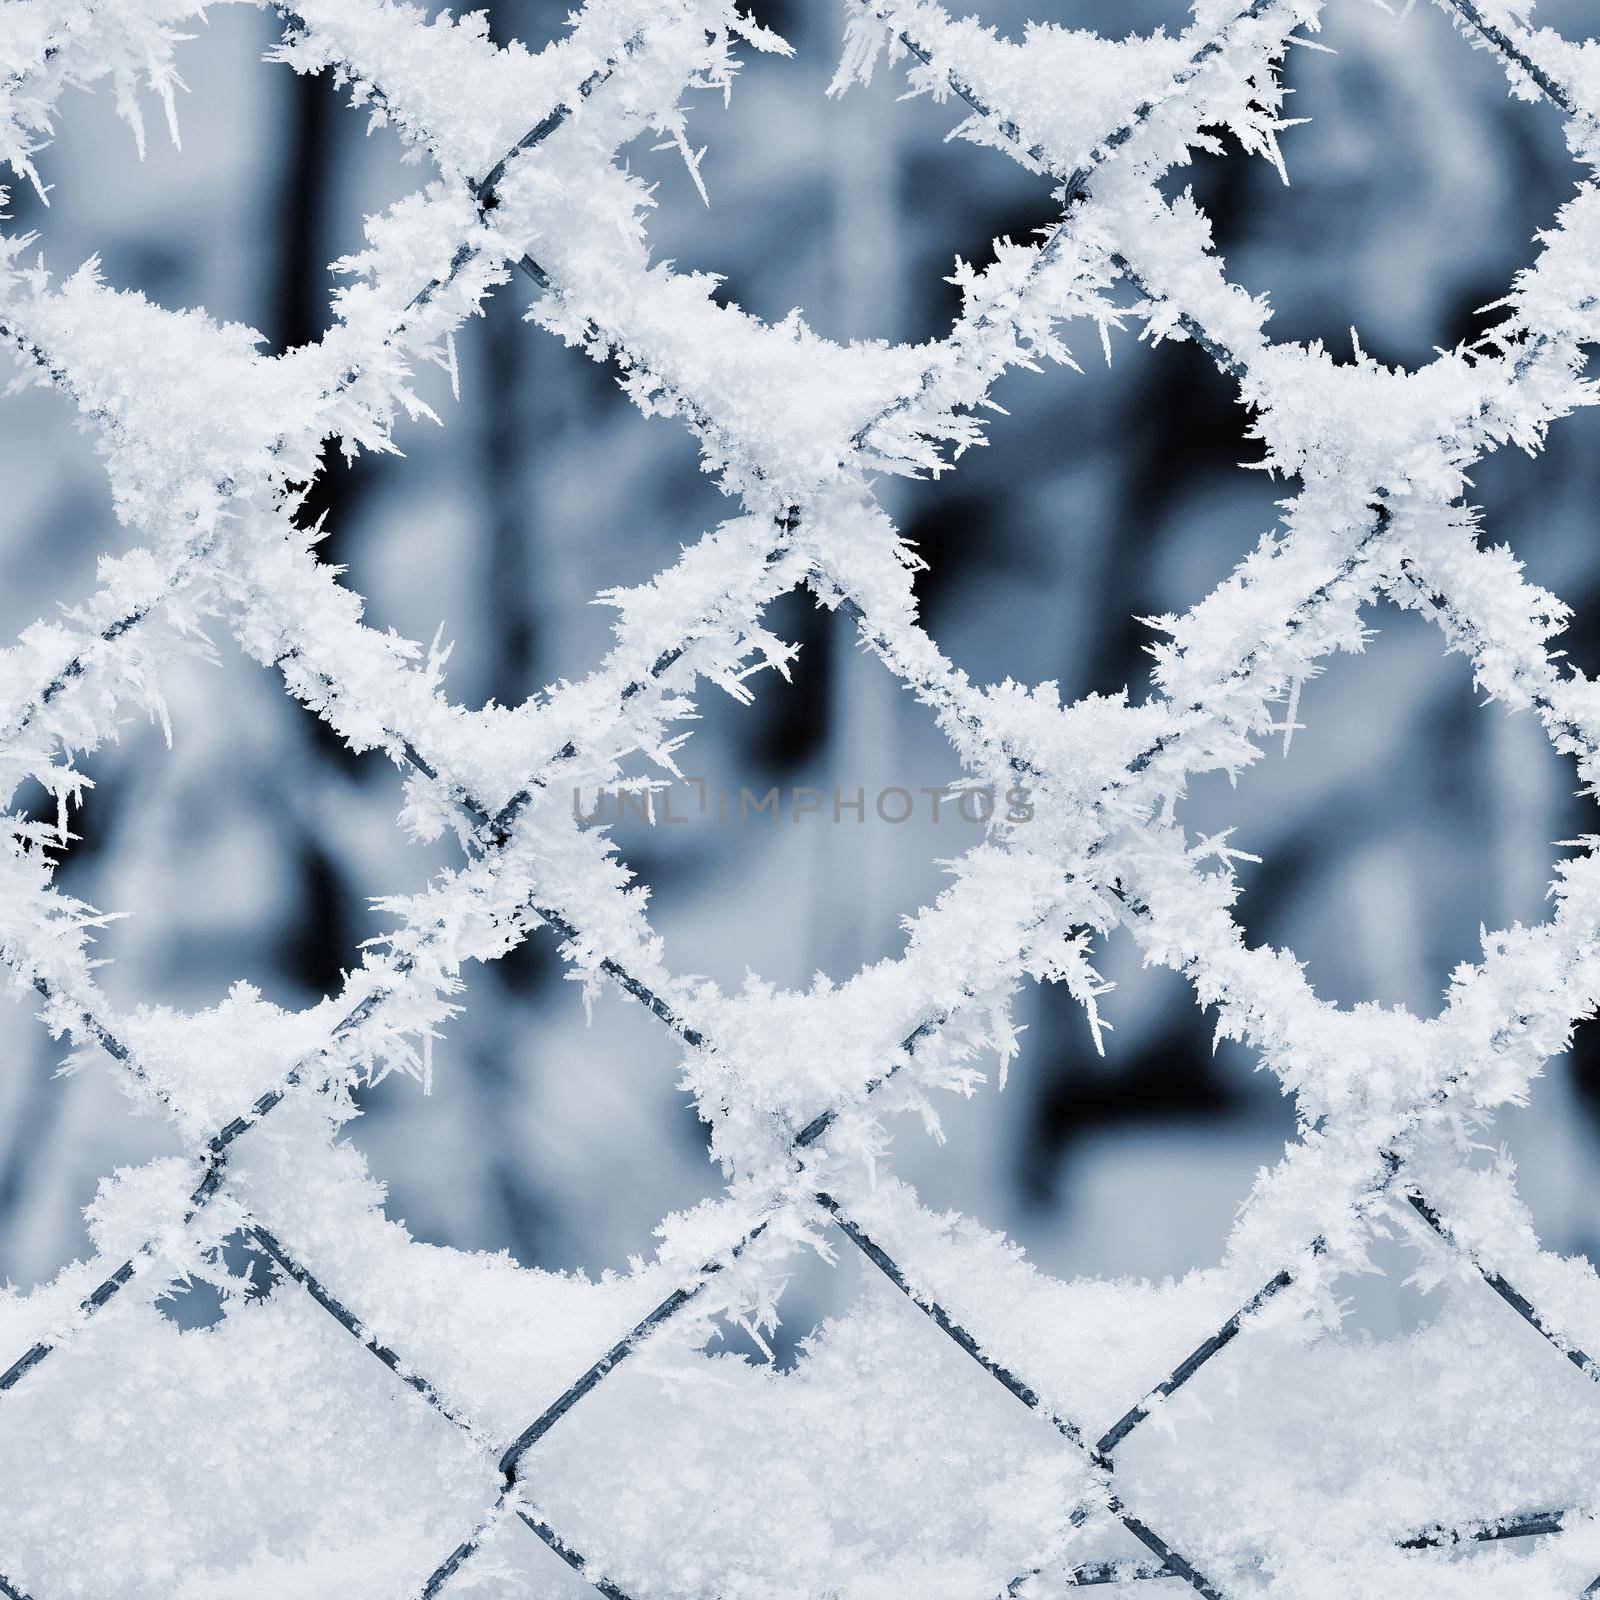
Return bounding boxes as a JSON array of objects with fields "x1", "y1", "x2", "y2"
[{"x1": 3, "y1": 0, "x2": 1599, "y2": 1346}]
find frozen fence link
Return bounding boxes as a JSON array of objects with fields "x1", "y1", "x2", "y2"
[{"x1": 4, "y1": 0, "x2": 1600, "y2": 1594}]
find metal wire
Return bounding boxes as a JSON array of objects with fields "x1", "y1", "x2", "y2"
[{"x1": 2, "y1": 3, "x2": 1599, "y2": 1598}]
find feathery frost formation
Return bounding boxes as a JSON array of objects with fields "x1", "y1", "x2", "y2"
[{"x1": 2, "y1": 0, "x2": 1600, "y2": 1596}]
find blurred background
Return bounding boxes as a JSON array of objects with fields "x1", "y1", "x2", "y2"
[{"x1": 3, "y1": 0, "x2": 1600, "y2": 1349}]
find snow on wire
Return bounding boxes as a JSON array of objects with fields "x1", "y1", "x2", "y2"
[{"x1": 2, "y1": 0, "x2": 1600, "y2": 1594}]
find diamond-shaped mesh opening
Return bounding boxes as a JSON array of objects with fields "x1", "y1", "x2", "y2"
[
  {"x1": 868, "y1": 955, "x2": 1298, "y2": 1300},
  {"x1": 317, "y1": 289, "x2": 733, "y2": 709},
  {"x1": 54, "y1": 677, "x2": 330, "y2": 1011},
  {"x1": 21, "y1": 4, "x2": 426, "y2": 349},
  {"x1": 1470, "y1": 399, "x2": 1600, "y2": 684},
  {"x1": 0, "y1": 987, "x2": 184, "y2": 1292},
  {"x1": 897, "y1": 335, "x2": 1283, "y2": 699},
  {"x1": 1002, "y1": 962, "x2": 1299, "y2": 1279},
  {"x1": 44, "y1": 644, "x2": 456, "y2": 1014},
  {"x1": 601, "y1": 593, "x2": 982, "y2": 989},
  {"x1": 624, "y1": 12, "x2": 1057, "y2": 348},
  {"x1": 1491, "y1": 1042, "x2": 1600, "y2": 1269},
  {"x1": 344, "y1": 962, "x2": 716, "y2": 1276},
  {"x1": 1178, "y1": 0, "x2": 1576, "y2": 365},
  {"x1": 0, "y1": 384, "x2": 118, "y2": 647},
  {"x1": 1180, "y1": 600, "x2": 1569, "y2": 1015},
  {"x1": 18, "y1": 5, "x2": 281, "y2": 330}
]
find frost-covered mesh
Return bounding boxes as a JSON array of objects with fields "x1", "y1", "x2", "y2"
[{"x1": 3, "y1": 0, "x2": 1600, "y2": 1596}]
